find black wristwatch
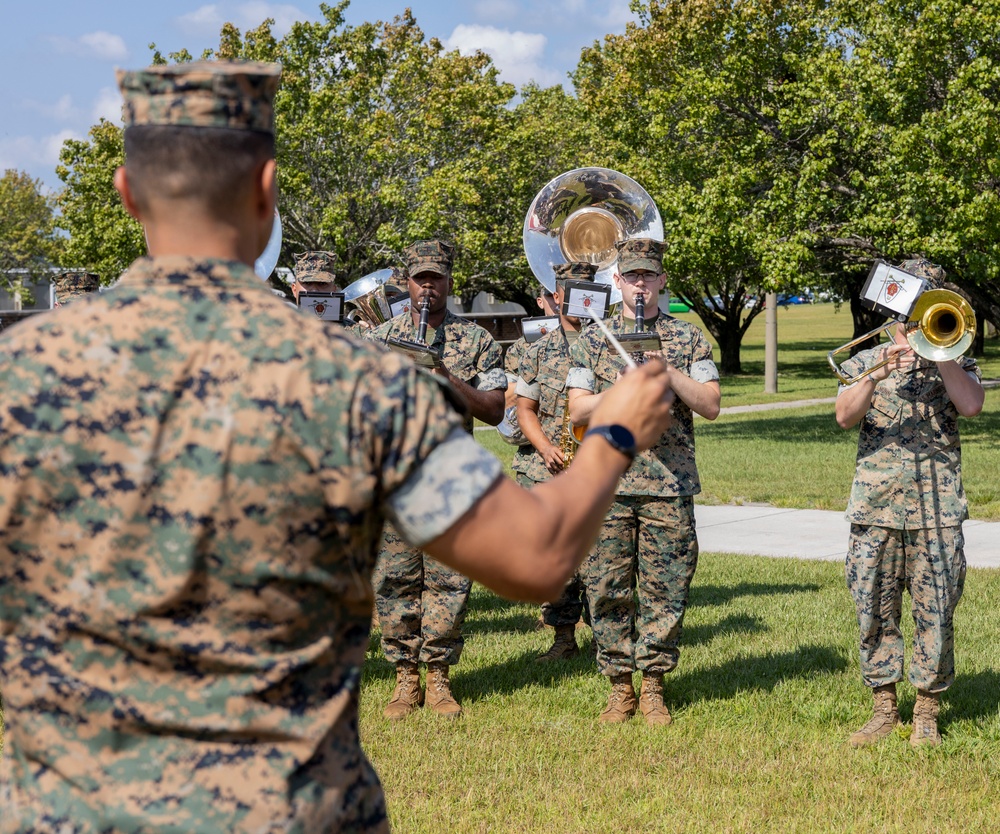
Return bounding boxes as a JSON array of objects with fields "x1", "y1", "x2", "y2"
[{"x1": 583, "y1": 424, "x2": 637, "y2": 462}]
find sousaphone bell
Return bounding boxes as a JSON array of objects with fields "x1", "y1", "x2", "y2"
[{"x1": 523, "y1": 167, "x2": 664, "y2": 305}]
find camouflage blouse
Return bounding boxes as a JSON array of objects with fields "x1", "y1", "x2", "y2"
[
  {"x1": 0, "y1": 256, "x2": 501, "y2": 832},
  {"x1": 566, "y1": 312, "x2": 718, "y2": 498},
  {"x1": 514, "y1": 328, "x2": 575, "y2": 483},
  {"x1": 839, "y1": 347, "x2": 980, "y2": 529},
  {"x1": 366, "y1": 308, "x2": 506, "y2": 434}
]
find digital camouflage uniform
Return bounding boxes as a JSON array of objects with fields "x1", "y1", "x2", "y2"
[
  {"x1": 0, "y1": 255, "x2": 503, "y2": 833},
  {"x1": 516, "y1": 326, "x2": 588, "y2": 628},
  {"x1": 53, "y1": 272, "x2": 100, "y2": 305},
  {"x1": 838, "y1": 347, "x2": 979, "y2": 693},
  {"x1": 366, "y1": 307, "x2": 506, "y2": 668},
  {"x1": 567, "y1": 310, "x2": 718, "y2": 678},
  {"x1": 0, "y1": 60, "x2": 506, "y2": 834}
]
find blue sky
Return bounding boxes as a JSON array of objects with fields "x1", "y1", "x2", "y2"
[{"x1": 2, "y1": 1, "x2": 638, "y2": 193}]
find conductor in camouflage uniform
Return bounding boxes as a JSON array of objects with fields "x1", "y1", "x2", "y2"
[
  {"x1": 516, "y1": 263, "x2": 593, "y2": 661},
  {"x1": 366, "y1": 240, "x2": 507, "y2": 720},
  {"x1": 567, "y1": 238, "x2": 721, "y2": 725},
  {"x1": 835, "y1": 258, "x2": 984, "y2": 749},
  {"x1": 0, "y1": 59, "x2": 679, "y2": 833}
]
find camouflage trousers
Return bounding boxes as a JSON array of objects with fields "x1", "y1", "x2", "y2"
[
  {"x1": 581, "y1": 495, "x2": 698, "y2": 677},
  {"x1": 516, "y1": 472, "x2": 588, "y2": 627},
  {"x1": 373, "y1": 523, "x2": 471, "y2": 667},
  {"x1": 846, "y1": 524, "x2": 966, "y2": 692}
]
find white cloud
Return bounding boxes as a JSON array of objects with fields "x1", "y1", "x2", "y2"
[
  {"x1": 25, "y1": 95, "x2": 78, "y2": 123},
  {"x1": 177, "y1": 3, "x2": 307, "y2": 39},
  {"x1": 0, "y1": 130, "x2": 81, "y2": 179},
  {"x1": 47, "y1": 31, "x2": 129, "y2": 62},
  {"x1": 92, "y1": 87, "x2": 123, "y2": 125},
  {"x1": 472, "y1": 0, "x2": 520, "y2": 22},
  {"x1": 445, "y1": 24, "x2": 563, "y2": 88},
  {"x1": 79, "y1": 31, "x2": 129, "y2": 61},
  {"x1": 600, "y1": 0, "x2": 640, "y2": 28}
]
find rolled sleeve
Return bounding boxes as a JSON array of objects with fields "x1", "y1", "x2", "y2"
[
  {"x1": 690, "y1": 359, "x2": 720, "y2": 384},
  {"x1": 386, "y1": 428, "x2": 504, "y2": 547},
  {"x1": 473, "y1": 367, "x2": 509, "y2": 392},
  {"x1": 516, "y1": 378, "x2": 541, "y2": 400},
  {"x1": 566, "y1": 367, "x2": 595, "y2": 392}
]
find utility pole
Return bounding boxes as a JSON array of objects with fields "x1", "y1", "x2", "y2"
[{"x1": 764, "y1": 292, "x2": 777, "y2": 393}]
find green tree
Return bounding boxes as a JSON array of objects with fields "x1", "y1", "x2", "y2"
[
  {"x1": 0, "y1": 169, "x2": 60, "y2": 301},
  {"x1": 56, "y1": 120, "x2": 145, "y2": 283},
  {"x1": 819, "y1": 0, "x2": 1000, "y2": 343},
  {"x1": 574, "y1": 0, "x2": 829, "y2": 374}
]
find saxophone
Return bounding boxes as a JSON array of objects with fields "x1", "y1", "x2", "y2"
[{"x1": 559, "y1": 398, "x2": 576, "y2": 468}]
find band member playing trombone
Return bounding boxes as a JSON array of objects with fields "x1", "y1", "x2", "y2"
[
  {"x1": 566, "y1": 238, "x2": 720, "y2": 725},
  {"x1": 835, "y1": 259, "x2": 984, "y2": 749},
  {"x1": 366, "y1": 239, "x2": 507, "y2": 719},
  {"x1": 516, "y1": 263, "x2": 595, "y2": 661}
]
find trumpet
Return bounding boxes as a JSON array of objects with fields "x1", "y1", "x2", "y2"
[{"x1": 828, "y1": 289, "x2": 975, "y2": 385}]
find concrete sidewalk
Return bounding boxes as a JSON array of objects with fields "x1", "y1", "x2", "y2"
[{"x1": 695, "y1": 503, "x2": 1000, "y2": 569}]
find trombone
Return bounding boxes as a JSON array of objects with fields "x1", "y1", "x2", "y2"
[{"x1": 827, "y1": 289, "x2": 975, "y2": 385}]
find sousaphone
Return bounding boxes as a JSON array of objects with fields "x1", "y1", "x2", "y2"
[{"x1": 523, "y1": 167, "x2": 664, "y2": 304}]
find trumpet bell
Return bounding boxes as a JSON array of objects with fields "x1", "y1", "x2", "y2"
[
  {"x1": 906, "y1": 289, "x2": 975, "y2": 362},
  {"x1": 523, "y1": 167, "x2": 663, "y2": 302}
]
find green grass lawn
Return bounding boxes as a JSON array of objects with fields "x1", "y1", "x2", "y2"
[{"x1": 363, "y1": 554, "x2": 1000, "y2": 833}]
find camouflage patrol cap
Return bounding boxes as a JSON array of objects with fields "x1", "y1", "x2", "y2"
[
  {"x1": 54, "y1": 272, "x2": 100, "y2": 304},
  {"x1": 294, "y1": 251, "x2": 338, "y2": 286},
  {"x1": 900, "y1": 258, "x2": 946, "y2": 289},
  {"x1": 617, "y1": 238, "x2": 665, "y2": 274},
  {"x1": 553, "y1": 262, "x2": 598, "y2": 286},
  {"x1": 116, "y1": 60, "x2": 281, "y2": 134},
  {"x1": 403, "y1": 240, "x2": 455, "y2": 278}
]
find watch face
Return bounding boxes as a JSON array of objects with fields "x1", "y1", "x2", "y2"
[{"x1": 607, "y1": 424, "x2": 636, "y2": 452}]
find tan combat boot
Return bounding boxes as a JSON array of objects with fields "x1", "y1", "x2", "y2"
[
  {"x1": 599, "y1": 673, "x2": 637, "y2": 724},
  {"x1": 639, "y1": 673, "x2": 672, "y2": 726},
  {"x1": 536, "y1": 624, "x2": 580, "y2": 662},
  {"x1": 426, "y1": 663, "x2": 462, "y2": 718},
  {"x1": 384, "y1": 662, "x2": 423, "y2": 721},
  {"x1": 910, "y1": 690, "x2": 942, "y2": 748},
  {"x1": 849, "y1": 683, "x2": 901, "y2": 747}
]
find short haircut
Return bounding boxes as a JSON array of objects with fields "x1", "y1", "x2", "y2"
[{"x1": 123, "y1": 125, "x2": 275, "y2": 213}]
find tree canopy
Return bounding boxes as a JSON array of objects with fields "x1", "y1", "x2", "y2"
[{"x1": 0, "y1": 169, "x2": 61, "y2": 299}]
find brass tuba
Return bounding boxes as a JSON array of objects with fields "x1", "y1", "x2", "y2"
[
  {"x1": 342, "y1": 268, "x2": 400, "y2": 327},
  {"x1": 523, "y1": 167, "x2": 663, "y2": 444},
  {"x1": 523, "y1": 167, "x2": 664, "y2": 305}
]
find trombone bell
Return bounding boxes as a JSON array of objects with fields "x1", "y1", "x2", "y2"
[
  {"x1": 828, "y1": 289, "x2": 975, "y2": 385},
  {"x1": 906, "y1": 289, "x2": 975, "y2": 361}
]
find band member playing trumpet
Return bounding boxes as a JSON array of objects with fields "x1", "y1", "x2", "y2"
[
  {"x1": 516, "y1": 263, "x2": 595, "y2": 661},
  {"x1": 366, "y1": 239, "x2": 507, "y2": 719},
  {"x1": 566, "y1": 238, "x2": 720, "y2": 725},
  {"x1": 835, "y1": 259, "x2": 984, "y2": 748}
]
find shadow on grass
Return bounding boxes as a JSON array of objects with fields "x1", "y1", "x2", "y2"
[
  {"x1": 682, "y1": 612, "x2": 768, "y2": 646},
  {"x1": 690, "y1": 581, "x2": 821, "y2": 607},
  {"x1": 938, "y1": 668, "x2": 1000, "y2": 727},
  {"x1": 672, "y1": 643, "x2": 848, "y2": 707},
  {"x1": 699, "y1": 410, "x2": 846, "y2": 444}
]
